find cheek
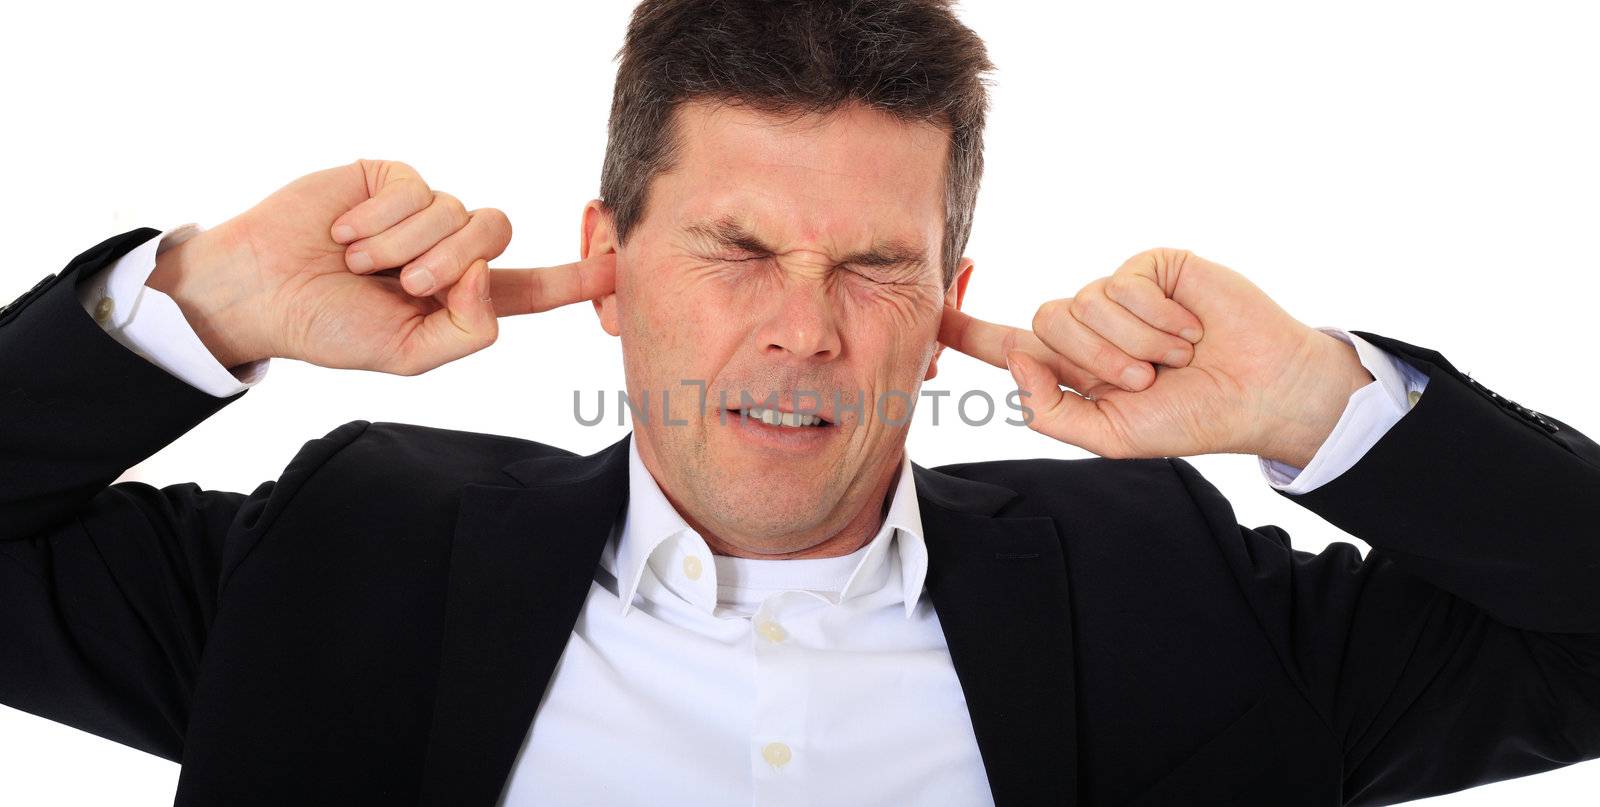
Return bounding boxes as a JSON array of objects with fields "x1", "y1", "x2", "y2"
[
  {"x1": 836, "y1": 281, "x2": 943, "y2": 365},
  {"x1": 623, "y1": 266, "x2": 750, "y2": 376},
  {"x1": 836, "y1": 275, "x2": 942, "y2": 328}
]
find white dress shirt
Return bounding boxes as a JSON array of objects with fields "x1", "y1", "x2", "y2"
[
  {"x1": 80, "y1": 224, "x2": 1430, "y2": 805},
  {"x1": 76, "y1": 222, "x2": 267, "y2": 397}
]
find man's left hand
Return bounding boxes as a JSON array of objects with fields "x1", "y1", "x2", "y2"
[{"x1": 938, "y1": 248, "x2": 1374, "y2": 467}]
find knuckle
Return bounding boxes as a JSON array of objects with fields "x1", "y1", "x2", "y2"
[
  {"x1": 1068, "y1": 294, "x2": 1098, "y2": 322},
  {"x1": 443, "y1": 195, "x2": 473, "y2": 232},
  {"x1": 433, "y1": 191, "x2": 466, "y2": 217},
  {"x1": 1033, "y1": 299, "x2": 1065, "y2": 333},
  {"x1": 475, "y1": 208, "x2": 513, "y2": 243},
  {"x1": 402, "y1": 177, "x2": 429, "y2": 205},
  {"x1": 1104, "y1": 274, "x2": 1138, "y2": 301},
  {"x1": 998, "y1": 328, "x2": 1020, "y2": 359},
  {"x1": 523, "y1": 271, "x2": 546, "y2": 311}
]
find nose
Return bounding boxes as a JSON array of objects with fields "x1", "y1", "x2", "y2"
[{"x1": 755, "y1": 281, "x2": 842, "y2": 363}]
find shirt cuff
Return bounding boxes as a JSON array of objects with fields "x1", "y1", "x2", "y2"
[
  {"x1": 1259, "y1": 327, "x2": 1431, "y2": 495},
  {"x1": 77, "y1": 223, "x2": 269, "y2": 397}
]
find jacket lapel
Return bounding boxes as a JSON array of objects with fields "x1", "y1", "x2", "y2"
[
  {"x1": 415, "y1": 443, "x2": 1080, "y2": 806},
  {"x1": 418, "y1": 435, "x2": 632, "y2": 807},
  {"x1": 916, "y1": 463, "x2": 1079, "y2": 807}
]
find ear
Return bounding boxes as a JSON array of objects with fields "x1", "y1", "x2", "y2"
[
  {"x1": 924, "y1": 256, "x2": 974, "y2": 382},
  {"x1": 582, "y1": 199, "x2": 621, "y2": 337}
]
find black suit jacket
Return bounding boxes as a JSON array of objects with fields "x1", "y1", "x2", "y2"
[{"x1": 3, "y1": 228, "x2": 1599, "y2": 806}]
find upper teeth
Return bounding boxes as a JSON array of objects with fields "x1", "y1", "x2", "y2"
[{"x1": 743, "y1": 407, "x2": 824, "y2": 427}]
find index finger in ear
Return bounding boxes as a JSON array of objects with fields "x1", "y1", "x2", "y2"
[
  {"x1": 489, "y1": 252, "x2": 618, "y2": 317},
  {"x1": 937, "y1": 306, "x2": 1030, "y2": 370},
  {"x1": 938, "y1": 305, "x2": 1106, "y2": 393}
]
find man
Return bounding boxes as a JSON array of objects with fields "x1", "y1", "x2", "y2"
[{"x1": 1, "y1": 0, "x2": 1596, "y2": 804}]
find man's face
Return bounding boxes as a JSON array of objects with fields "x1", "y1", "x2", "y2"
[{"x1": 587, "y1": 101, "x2": 971, "y2": 556}]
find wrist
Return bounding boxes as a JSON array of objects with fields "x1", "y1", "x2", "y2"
[
  {"x1": 146, "y1": 224, "x2": 271, "y2": 369},
  {"x1": 1254, "y1": 330, "x2": 1374, "y2": 469}
]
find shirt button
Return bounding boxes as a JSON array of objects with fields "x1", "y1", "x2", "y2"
[
  {"x1": 93, "y1": 296, "x2": 115, "y2": 324},
  {"x1": 761, "y1": 742, "x2": 792, "y2": 769},
  {"x1": 681, "y1": 555, "x2": 703, "y2": 581},
  {"x1": 1406, "y1": 389, "x2": 1421, "y2": 408},
  {"x1": 756, "y1": 619, "x2": 787, "y2": 643}
]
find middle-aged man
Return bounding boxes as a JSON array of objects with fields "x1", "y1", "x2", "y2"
[{"x1": 2, "y1": 1, "x2": 1598, "y2": 805}]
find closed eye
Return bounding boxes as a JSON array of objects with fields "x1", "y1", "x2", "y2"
[
  {"x1": 843, "y1": 264, "x2": 920, "y2": 285},
  {"x1": 701, "y1": 248, "x2": 768, "y2": 263}
]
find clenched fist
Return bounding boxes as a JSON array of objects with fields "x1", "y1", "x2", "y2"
[
  {"x1": 147, "y1": 159, "x2": 616, "y2": 375},
  {"x1": 939, "y1": 248, "x2": 1374, "y2": 467}
]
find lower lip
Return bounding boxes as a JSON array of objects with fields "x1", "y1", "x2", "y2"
[{"x1": 721, "y1": 410, "x2": 836, "y2": 453}]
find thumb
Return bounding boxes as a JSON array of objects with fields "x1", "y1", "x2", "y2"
[
  {"x1": 1007, "y1": 349, "x2": 1107, "y2": 453},
  {"x1": 393, "y1": 258, "x2": 499, "y2": 374}
]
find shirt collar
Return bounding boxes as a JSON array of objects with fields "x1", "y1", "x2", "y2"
[{"x1": 599, "y1": 436, "x2": 929, "y2": 619}]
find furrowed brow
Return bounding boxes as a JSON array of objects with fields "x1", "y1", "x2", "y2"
[
  {"x1": 683, "y1": 215, "x2": 929, "y2": 270},
  {"x1": 684, "y1": 216, "x2": 775, "y2": 254},
  {"x1": 840, "y1": 239, "x2": 929, "y2": 271}
]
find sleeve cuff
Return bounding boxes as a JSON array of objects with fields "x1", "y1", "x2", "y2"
[
  {"x1": 1259, "y1": 327, "x2": 1431, "y2": 494},
  {"x1": 76, "y1": 223, "x2": 269, "y2": 397}
]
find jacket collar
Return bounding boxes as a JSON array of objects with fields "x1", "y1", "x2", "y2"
[{"x1": 419, "y1": 435, "x2": 1078, "y2": 807}]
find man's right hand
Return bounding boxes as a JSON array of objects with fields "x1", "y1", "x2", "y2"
[{"x1": 146, "y1": 159, "x2": 616, "y2": 375}]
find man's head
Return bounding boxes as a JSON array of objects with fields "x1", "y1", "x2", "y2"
[{"x1": 583, "y1": 0, "x2": 992, "y2": 556}]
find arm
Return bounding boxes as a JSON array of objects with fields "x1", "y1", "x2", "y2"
[
  {"x1": 1, "y1": 160, "x2": 608, "y2": 762},
  {"x1": 1172, "y1": 330, "x2": 1600, "y2": 804},
  {"x1": 0, "y1": 228, "x2": 256, "y2": 759}
]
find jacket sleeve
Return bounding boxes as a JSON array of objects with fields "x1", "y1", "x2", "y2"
[
  {"x1": 1170, "y1": 330, "x2": 1600, "y2": 806},
  {"x1": 0, "y1": 229, "x2": 360, "y2": 762}
]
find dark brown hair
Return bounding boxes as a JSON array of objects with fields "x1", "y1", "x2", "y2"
[{"x1": 599, "y1": 0, "x2": 994, "y2": 286}]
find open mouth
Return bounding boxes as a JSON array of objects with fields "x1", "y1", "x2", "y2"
[{"x1": 727, "y1": 406, "x2": 833, "y2": 428}]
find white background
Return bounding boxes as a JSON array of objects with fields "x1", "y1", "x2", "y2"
[{"x1": 3, "y1": 0, "x2": 1598, "y2": 803}]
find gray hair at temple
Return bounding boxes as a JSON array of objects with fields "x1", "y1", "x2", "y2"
[{"x1": 597, "y1": 0, "x2": 995, "y2": 288}]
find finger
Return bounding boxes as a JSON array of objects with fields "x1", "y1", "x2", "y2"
[
  {"x1": 1068, "y1": 281, "x2": 1195, "y2": 368},
  {"x1": 1103, "y1": 271, "x2": 1203, "y2": 343},
  {"x1": 345, "y1": 191, "x2": 472, "y2": 277},
  {"x1": 395, "y1": 207, "x2": 513, "y2": 296},
  {"x1": 330, "y1": 159, "x2": 433, "y2": 245},
  {"x1": 938, "y1": 306, "x2": 1104, "y2": 393},
  {"x1": 1033, "y1": 299, "x2": 1155, "y2": 392},
  {"x1": 490, "y1": 252, "x2": 618, "y2": 317},
  {"x1": 937, "y1": 305, "x2": 1029, "y2": 370},
  {"x1": 1007, "y1": 350, "x2": 1114, "y2": 455},
  {"x1": 392, "y1": 258, "x2": 498, "y2": 375}
]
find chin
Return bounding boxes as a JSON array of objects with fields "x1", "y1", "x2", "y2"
[{"x1": 698, "y1": 479, "x2": 838, "y2": 542}]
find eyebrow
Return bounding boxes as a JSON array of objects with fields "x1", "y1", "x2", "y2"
[{"x1": 683, "y1": 216, "x2": 929, "y2": 271}]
